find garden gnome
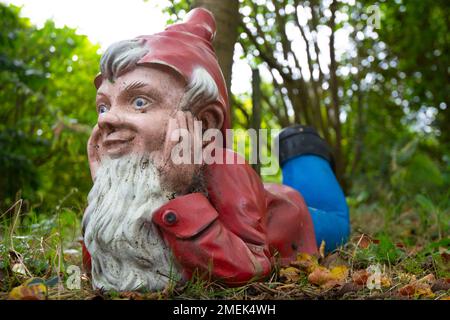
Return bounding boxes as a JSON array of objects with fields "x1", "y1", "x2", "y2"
[{"x1": 82, "y1": 8, "x2": 350, "y2": 291}]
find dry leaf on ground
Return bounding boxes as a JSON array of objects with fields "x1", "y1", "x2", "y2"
[
  {"x1": 397, "y1": 273, "x2": 436, "y2": 298},
  {"x1": 338, "y1": 282, "x2": 364, "y2": 295},
  {"x1": 286, "y1": 253, "x2": 349, "y2": 288},
  {"x1": 308, "y1": 265, "x2": 349, "y2": 289},
  {"x1": 352, "y1": 234, "x2": 376, "y2": 249},
  {"x1": 8, "y1": 278, "x2": 48, "y2": 300},
  {"x1": 380, "y1": 275, "x2": 392, "y2": 288},
  {"x1": 431, "y1": 278, "x2": 450, "y2": 292},
  {"x1": 398, "y1": 282, "x2": 434, "y2": 298},
  {"x1": 352, "y1": 269, "x2": 369, "y2": 285},
  {"x1": 321, "y1": 252, "x2": 348, "y2": 269},
  {"x1": 279, "y1": 267, "x2": 301, "y2": 283},
  {"x1": 290, "y1": 253, "x2": 319, "y2": 273},
  {"x1": 319, "y1": 240, "x2": 326, "y2": 259}
]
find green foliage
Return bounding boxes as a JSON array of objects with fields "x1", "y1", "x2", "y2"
[
  {"x1": 376, "y1": 0, "x2": 449, "y2": 140},
  {"x1": 401, "y1": 238, "x2": 450, "y2": 279},
  {"x1": 390, "y1": 140, "x2": 444, "y2": 195},
  {"x1": 0, "y1": 202, "x2": 81, "y2": 292},
  {"x1": 353, "y1": 235, "x2": 405, "y2": 268},
  {"x1": 0, "y1": 3, "x2": 100, "y2": 214}
]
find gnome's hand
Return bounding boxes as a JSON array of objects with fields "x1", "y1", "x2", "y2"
[
  {"x1": 152, "y1": 110, "x2": 202, "y2": 196},
  {"x1": 87, "y1": 124, "x2": 102, "y2": 180}
]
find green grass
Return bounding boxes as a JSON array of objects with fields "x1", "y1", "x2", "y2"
[{"x1": 1, "y1": 194, "x2": 449, "y2": 300}]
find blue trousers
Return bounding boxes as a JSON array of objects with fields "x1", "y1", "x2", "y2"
[{"x1": 281, "y1": 155, "x2": 350, "y2": 252}]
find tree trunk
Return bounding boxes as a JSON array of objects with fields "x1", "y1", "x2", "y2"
[
  {"x1": 328, "y1": 0, "x2": 344, "y2": 183},
  {"x1": 192, "y1": 0, "x2": 240, "y2": 106},
  {"x1": 251, "y1": 68, "x2": 261, "y2": 176}
]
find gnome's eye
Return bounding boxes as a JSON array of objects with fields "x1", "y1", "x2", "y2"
[
  {"x1": 133, "y1": 97, "x2": 150, "y2": 110},
  {"x1": 98, "y1": 105, "x2": 109, "y2": 114}
]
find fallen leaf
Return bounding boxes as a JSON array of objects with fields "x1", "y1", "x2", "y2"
[
  {"x1": 398, "y1": 279, "x2": 435, "y2": 298},
  {"x1": 380, "y1": 275, "x2": 392, "y2": 288},
  {"x1": 290, "y1": 253, "x2": 319, "y2": 274},
  {"x1": 398, "y1": 272, "x2": 416, "y2": 283},
  {"x1": 417, "y1": 274, "x2": 435, "y2": 285},
  {"x1": 431, "y1": 278, "x2": 450, "y2": 292},
  {"x1": 319, "y1": 240, "x2": 326, "y2": 259},
  {"x1": 352, "y1": 269, "x2": 369, "y2": 285},
  {"x1": 352, "y1": 234, "x2": 379, "y2": 249},
  {"x1": 8, "y1": 278, "x2": 48, "y2": 300},
  {"x1": 330, "y1": 265, "x2": 349, "y2": 280},
  {"x1": 279, "y1": 267, "x2": 301, "y2": 283},
  {"x1": 393, "y1": 241, "x2": 405, "y2": 249},
  {"x1": 398, "y1": 284, "x2": 415, "y2": 297},
  {"x1": 308, "y1": 266, "x2": 332, "y2": 286},
  {"x1": 338, "y1": 282, "x2": 364, "y2": 295},
  {"x1": 12, "y1": 263, "x2": 27, "y2": 276},
  {"x1": 414, "y1": 284, "x2": 435, "y2": 298},
  {"x1": 438, "y1": 247, "x2": 450, "y2": 264},
  {"x1": 308, "y1": 265, "x2": 348, "y2": 288},
  {"x1": 119, "y1": 291, "x2": 143, "y2": 300},
  {"x1": 321, "y1": 252, "x2": 348, "y2": 269}
]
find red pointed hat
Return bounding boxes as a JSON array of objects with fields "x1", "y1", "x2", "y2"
[{"x1": 95, "y1": 8, "x2": 230, "y2": 138}]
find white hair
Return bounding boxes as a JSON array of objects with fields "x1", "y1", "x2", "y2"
[
  {"x1": 82, "y1": 154, "x2": 181, "y2": 291},
  {"x1": 99, "y1": 39, "x2": 148, "y2": 82},
  {"x1": 179, "y1": 67, "x2": 219, "y2": 112}
]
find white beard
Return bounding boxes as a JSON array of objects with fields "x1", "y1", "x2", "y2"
[{"x1": 82, "y1": 154, "x2": 181, "y2": 291}]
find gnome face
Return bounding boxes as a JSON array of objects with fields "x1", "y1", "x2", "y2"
[
  {"x1": 88, "y1": 7, "x2": 230, "y2": 177},
  {"x1": 93, "y1": 65, "x2": 186, "y2": 160},
  {"x1": 88, "y1": 64, "x2": 218, "y2": 195}
]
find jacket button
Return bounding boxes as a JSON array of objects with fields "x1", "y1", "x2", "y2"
[{"x1": 163, "y1": 211, "x2": 177, "y2": 225}]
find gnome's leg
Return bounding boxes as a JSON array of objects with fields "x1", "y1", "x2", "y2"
[{"x1": 277, "y1": 125, "x2": 350, "y2": 253}]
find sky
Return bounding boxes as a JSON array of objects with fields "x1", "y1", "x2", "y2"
[{"x1": 3, "y1": 0, "x2": 170, "y2": 48}]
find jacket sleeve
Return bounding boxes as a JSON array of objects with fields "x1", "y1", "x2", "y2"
[
  {"x1": 152, "y1": 193, "x2": 272, "y2": 285},
  {"x1": 152, "y1": 151, "x2": 272, "y2": 285}
]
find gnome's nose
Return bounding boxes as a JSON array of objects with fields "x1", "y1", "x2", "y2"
[{"x1": 97, "y1": 111, "x2": 122, "y2": 136}]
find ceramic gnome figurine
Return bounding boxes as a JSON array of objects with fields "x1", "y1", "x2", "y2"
[{"x1": 82, "y1": 8, "x2": 350, "y2": 292}]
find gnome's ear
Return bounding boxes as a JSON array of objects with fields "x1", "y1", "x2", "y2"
[
  {"x1": 167, "y1": 8, "x2": 216, "y2": 42},
  {"x1": 196, "y1": 103, "x2": 224, "y2": 132}
]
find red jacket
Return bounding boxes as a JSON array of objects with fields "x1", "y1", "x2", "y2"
[{"x1": 82, "y1": 149, "x2": 318, "y2": 285}]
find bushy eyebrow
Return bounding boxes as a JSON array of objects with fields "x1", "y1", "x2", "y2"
[
  {"x1": 95, "y1": 92, "x2": 108, "y2": 101},
  {"x1": 95, "y1": 79, "x2": 162, "y2": 105},
  {"x1": 96, "y1": 81, "x2": 147, "y2": 99},
  {"x1": 124, "y1": 80, "x2": 147, "y2": 92},
  {"x1": 121, "y1": 80, "x2": 162, "y2": 102}
]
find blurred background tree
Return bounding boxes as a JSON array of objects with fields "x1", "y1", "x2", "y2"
[
  {"x1": 165, "y1": 0, "x2": 449, "y2": 201},
  {"x1": 0, "y1": 3, "x2": 100, "y2": 214}
]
